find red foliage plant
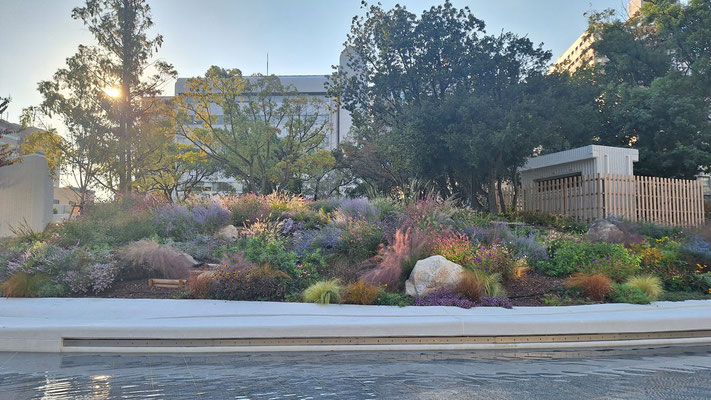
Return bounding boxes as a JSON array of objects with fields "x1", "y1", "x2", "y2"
[
  {"x1": 565, "y1": 273, "x2": 613, "y2": 302},
  {"x1": 361, "y1": 228, "x2": 430, "y2": 291}
]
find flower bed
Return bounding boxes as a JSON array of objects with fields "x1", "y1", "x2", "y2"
[{"x1": 1, "y1": 193, "x2": 711, "y2": 308}]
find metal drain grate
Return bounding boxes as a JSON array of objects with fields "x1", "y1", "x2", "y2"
[{"x1": 63, "y1": 330, "x2": 711, "y2": 348}]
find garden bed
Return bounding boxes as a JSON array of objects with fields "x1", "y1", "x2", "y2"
[{"x1": 1, "y1": 193, "x2": 710, "y2": 309}]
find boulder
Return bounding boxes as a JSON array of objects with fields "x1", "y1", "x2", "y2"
[
  {"x1": 587, "y1": 219, "x2": 623, "y2": 242},
  {"x1": 216, "y1": 224, "x2": 240, "y2": 241},
  {"x1": 405, "y1": 255, "x2": 466, "y2": 297}
]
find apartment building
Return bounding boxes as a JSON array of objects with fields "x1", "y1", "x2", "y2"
[{"x1": 552, "y1": 0, "x2": 645, "y2": 74}]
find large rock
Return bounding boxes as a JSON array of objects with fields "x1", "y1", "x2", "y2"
[
  {"x1": 216, "y1": 224, "x2": 240, "y2": 241},
  {"x1": 405, "y1": 255, "x2": 466, "y2": 297},
  {"x1": 587, "y1": 219, "x2": 623, "y2": 242}
]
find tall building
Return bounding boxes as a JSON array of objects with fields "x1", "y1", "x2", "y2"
[
  {"x1": 551, "y1": 0, "x2": 645, "y2": 74},
  {"x1": 170, "y1": 50, "x2": 354, "y2": 195}
]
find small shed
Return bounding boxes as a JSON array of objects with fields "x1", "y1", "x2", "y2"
[{"x1": 519, "y1": 145, "x2": 639, "y2": 186}]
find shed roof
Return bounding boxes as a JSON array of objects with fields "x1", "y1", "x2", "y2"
[{"x1": 520, "y1": 145, "x2": 639, "y2": 171}]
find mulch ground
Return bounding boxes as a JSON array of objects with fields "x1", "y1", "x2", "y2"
[
  {"x1": 504, "y1": 271, "x2": 565, "y2": 306},
  {"x1": 80, "y1": 272, "x2": 564, "y2": 306},
  {"x1": 86, "y1": 279, "x2": 183, "y2": 299}
]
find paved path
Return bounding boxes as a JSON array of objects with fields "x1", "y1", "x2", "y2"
[
  {"x1": 2, "y1": 345, "x2": 711, "y2": 399},
  {"x1": 2, "y1": 298, "x2": 711, "y2": 352}
]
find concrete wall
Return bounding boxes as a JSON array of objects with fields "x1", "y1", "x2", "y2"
[{"x1": 0, "y1": 154, "x2": 54, "y2": 237}]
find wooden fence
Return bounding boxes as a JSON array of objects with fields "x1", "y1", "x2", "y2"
[{"x1": 506, "y1": 174, "x2": 705, "y2": 227}]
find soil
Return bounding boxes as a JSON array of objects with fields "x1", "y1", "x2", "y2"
[
  {"x1": 504, "y1": 271, "x2": 565, "y2": 306},
  {"x1": 88, "y1": 279, "x2": 184, "y2": 299},
  {"x1": 81, "y1": 271, "x2": 565, "y2": 306}
]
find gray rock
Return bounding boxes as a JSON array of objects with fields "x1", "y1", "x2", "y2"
[
  {"x1": 587, "y1": 219, "x2": 623, "y2": 242},
  {"x1": 216, "y1": 224, "x2": 239, "y2": 241},
  {"x1": 405, "y1": 255, "x2": 466, "y2": 297}
]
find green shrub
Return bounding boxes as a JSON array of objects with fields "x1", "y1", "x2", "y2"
[
  {"x1": 244, "y1": 237, "x2": 321, "y2": 291},
  {"x1": 504, "y1": 211, "x2": 588, "y2": 234},
  {"x1": 608, "y1": 283, "x2": 652, "y2": 304},
  {"x1": 36, "y1": 281, "x2": 68, "y2": 297},
  {"x1": 209, "y1": 264, "x2": 291, "y2": 301},
  {"x1": 53, "y1": 203, "x2": 157, "y2": 247},
  {"x1": 303, "y1": 279, "x2": 342, "y2": 304},
  {"x1": 625, "y1": 275, "x2": 663, "y2": 300},
  {"x1": 373, "y1": 291, "x2": 414, "y2": 307},
  {"x1": 538, "y1": 240, "x2": 640, "y2": 281}
]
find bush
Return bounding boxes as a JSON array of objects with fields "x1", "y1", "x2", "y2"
[
  {"x1": 291, "y1": 224, "x2": 345, "y2": 256},
  {"x1": 303, "y1": 279, "x2": 343, "y2": 304},
  {"x1": 209, "y1": 264, "x2": 291, "y2": 301},
  {"x1": 469, "y1": 244, "x2": 518, "y2": 281},
  {"x1": 340, "y1": 219, "x2": 385, "y2": 260},
  {"x1": 373, "y1": 291, "x2": 414, "y2": 307},
  {"x1": 119, "y1": 240, "x2": 195, "y2": 279},
  {"x1": 565, "y1": 273, "x2": 613, "y2": 302},
  {"x1": 625, "y1": 275, "x2": 663, "y2": 300},
  {"x1": 337, "y1": 198, "x2": 379, "y2": 222},
  {"x1": 343, "y1": 280, "x2": 381, "y2": 305},
  {"x1": 460, "y1": 269, "x2": 504, "y2": 298},
  {"x1": 456, "y1": 271, "x2": 483, "y2": 301},
  {"x1": 244, "y1": 237, "x2": 322, "y2": 291},
  {"x1": 227, "y1": 194, "x2": 271, "y2": 225},
  {"x1": 431, "y1": 231, "x2": 476, "y2": 266},
  {"x1": 507, "y1": 234, "x2": 549, "y2": 266},
  {"x1": 54, "y1": 203, "x2": 157, "y2": 247},
  {"x1": 538, "y1": 240, "x2": 641, "y2": 281},
  {"x1": 191, "y1": 203, "x2": 230, "y2": 233},
  {"x1": 608, "y1": 283, "x2": 652, "y2": 304},
  {"x1": 505, "y1": 211, "x2": 588, "y2": 234},
  {"x1": 362, "y1": 228, "x2": 430, "y2": 290},
  {"x1": 0, "y1": 272, "x2": 49, "y2": 297}
]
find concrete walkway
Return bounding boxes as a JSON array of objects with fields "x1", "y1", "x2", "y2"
[{"x1": 2, "y1": 298, "x2": 711, "y2": 353}]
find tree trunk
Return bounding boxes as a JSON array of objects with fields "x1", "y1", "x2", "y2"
[{"x1": 497, "y1": 178, "x2": 507, "y2": 215}]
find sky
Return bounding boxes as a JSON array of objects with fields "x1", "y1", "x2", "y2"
[{"x1": 0, "y1": 0, "x2": 632, "y2": 122}]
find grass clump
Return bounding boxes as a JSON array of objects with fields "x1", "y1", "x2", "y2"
[
  {"x1": 565, "y1": 273, "x2": 613, "y2": 302},
  {"x1": 625, "y1": 275, "x2": 663, "y2": 300},
  {"x1": 343, "y1": 280, "x2": 380, "y2": 305},
  {"x1": 0, "y1": 272, "x2": 50, "y2": 297},
  {"x1": 303, "y1": 279, "x2": 343, "y2": 304}
]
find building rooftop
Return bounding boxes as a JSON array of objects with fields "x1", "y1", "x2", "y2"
[
  {"x1": 520, "y1": 145, "x2": 639, "y2": 171},
  {"x1": 175, "y1": 74, "x2": 329, "y2": 95}
]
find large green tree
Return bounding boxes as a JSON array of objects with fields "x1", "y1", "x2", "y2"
[
  {"x1": 576, "y1": 0, "x2": 711, "y2": 178},
  {"x1": 59, "y1": 0, "x2": 175, "y2": 193},
  {"x1": 329, "y1": 1, "x2": 554, "y2": 211}
]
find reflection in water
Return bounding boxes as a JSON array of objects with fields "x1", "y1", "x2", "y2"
[{"x1": 1, "y1": 346, "x2": 711, "y2": 399}]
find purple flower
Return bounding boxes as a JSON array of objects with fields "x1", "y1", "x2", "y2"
[
  {"x1": 484, "y1": 266, "x2": 489, "y2": 272},
  {"x1": 475, "y1": 257, "x2": 482, "y2": 263},
  {"x1": 605, "y1": 256, "x2": 610, "y2": 261}
]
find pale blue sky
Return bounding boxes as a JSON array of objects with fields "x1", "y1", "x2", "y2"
[{"x1": 0, "y1": 0, "x2": 630, "y2": 121}]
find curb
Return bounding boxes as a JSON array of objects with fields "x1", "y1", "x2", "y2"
[{"x1": 2, "y1": 298, "x2": 711, "y2": 353}]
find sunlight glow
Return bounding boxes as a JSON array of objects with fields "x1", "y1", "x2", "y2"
[{"x1": 103, "y1": 86, "x2": 121, "y2": 98}]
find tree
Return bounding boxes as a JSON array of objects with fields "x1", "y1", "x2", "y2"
[
  {"x1": 579, "y1": 0, "x2": 711, "y2": 178},
  {"x1": 133, "y1": 100, "x2": 216, "y2": 202},
  {"x1": 0, "y1": 97, "x2": 17, "y2": 168},
  {"x1": 328, "y1": 1, "x2": 553, "y2": 211},
  {"x1": 19, "y1": 128, "x2": 64, "y2": 181},
  {"x1": 26, "y1": 46, "x2": 114, "y2": 209},
  {"x1": 70, "y1": 0, "x2": 176, "y2": 193},
  {"x1": 177, "y1": 67, "x2": 333, "y2": 194}
]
